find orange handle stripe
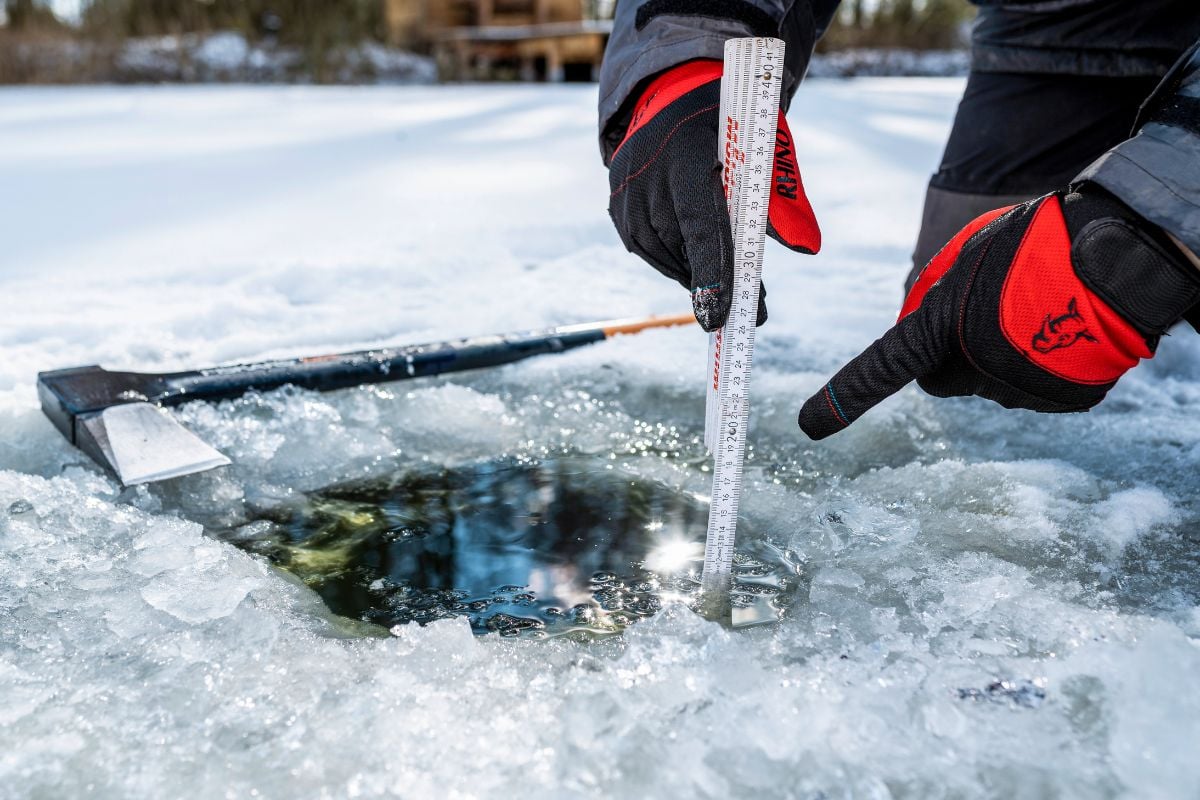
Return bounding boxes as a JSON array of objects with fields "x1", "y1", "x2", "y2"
[
  {"x1": 551, "y1": 313, "x2": 697, "y2": 338},
  {"x1": 600, "y1": 313, "x2": 697, "y2": 337}
]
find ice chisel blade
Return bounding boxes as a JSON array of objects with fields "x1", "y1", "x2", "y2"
[{"x1": 78, "y1": 403, "x2": 231, "y2": 486}]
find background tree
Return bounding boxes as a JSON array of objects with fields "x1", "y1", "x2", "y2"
[
  {"x1": 820, "y1": 0, "x2": 974, "y2": 51},
  {"x1": 79, "y1": 0, "x2": 387, "y2": 79},
  {"x1": 5, "y1": 0, "x2": 63, "y2": 31}
]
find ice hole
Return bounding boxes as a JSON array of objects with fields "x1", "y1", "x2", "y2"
[{"x1": 221, "y1": 456, "x2": 801, "y2": 639}]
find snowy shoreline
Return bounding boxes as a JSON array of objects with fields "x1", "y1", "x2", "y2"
[{"x1": 2, "y1": 31, "x2": 964, "y2": 85}]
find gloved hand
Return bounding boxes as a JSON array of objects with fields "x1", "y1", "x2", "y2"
[
  {"x1": 798, "y1": 183, "x2": 1200, "y2": 439},
  {"x1": 607, "y1": 59, "x2": 821, "y2": 332}
]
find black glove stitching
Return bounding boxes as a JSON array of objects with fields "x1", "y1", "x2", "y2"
[{"x1": 609, "y1": 103, "x2": 719, "y2": 201}]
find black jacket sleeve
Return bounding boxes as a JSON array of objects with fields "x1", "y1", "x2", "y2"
[
  {"x1": 597, "y1": 0, "x2": 842, "y2": 163},
  {"x1": 1078, "y1": 39, "x2": 1200, "y2": 258}
]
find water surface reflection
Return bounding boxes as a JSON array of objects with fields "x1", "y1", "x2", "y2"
[{"x1": 229, "y1": 458, "x2": 800, "y2": 638}]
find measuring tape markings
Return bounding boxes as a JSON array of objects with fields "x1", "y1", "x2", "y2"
[{"x1": 701, "y1": 38, "x2": 785, "y2": 594}]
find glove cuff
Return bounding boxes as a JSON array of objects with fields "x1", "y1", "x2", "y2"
[
  {"x1": 614, "y1": 60, "x2": 722, "y2": 157},
  {"x1": 1063, "y1": 184, "x2": 1200, "y2": 337}
]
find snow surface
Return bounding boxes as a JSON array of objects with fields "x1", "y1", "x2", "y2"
[{"x1": 2, "y1": 81, "x2": 1199, "y2": 799}]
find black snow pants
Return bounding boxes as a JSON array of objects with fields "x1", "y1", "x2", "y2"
[{"x1": 908, "y1": 0, "x2": 1200, "y2": 290}]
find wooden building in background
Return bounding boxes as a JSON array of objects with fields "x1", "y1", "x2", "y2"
[{"x1": 384, "y1": 0, "x2": 612, "y2": 81}]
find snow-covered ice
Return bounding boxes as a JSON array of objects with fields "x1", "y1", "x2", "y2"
[{"x1": 2, "y1": 81, "x2": 1199, "y2": 798}]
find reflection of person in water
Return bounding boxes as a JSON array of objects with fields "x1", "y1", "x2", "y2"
[{"x1": 600, "y1": 2, "x2": 1200, "y2": 436}]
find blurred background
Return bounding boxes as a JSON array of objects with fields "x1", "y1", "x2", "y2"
[{"x1": 0, "y1": 0, "x2": 975, "y2": 85}]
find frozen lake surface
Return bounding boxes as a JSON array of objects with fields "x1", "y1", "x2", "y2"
[{"x1": 1, "y1": 81, "x2": 1199, "y2": 799}]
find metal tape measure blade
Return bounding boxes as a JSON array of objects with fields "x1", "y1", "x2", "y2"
[{"x1": 701, "y1": 37, "x2": 785, "y2": 594}]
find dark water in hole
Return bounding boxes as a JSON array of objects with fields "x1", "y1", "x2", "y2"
[{"x1": 225, "y1": 458, "x2": 801, "y2": 639}]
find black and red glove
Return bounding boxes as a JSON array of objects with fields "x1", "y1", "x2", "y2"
[
  {"x1": 607, "y1": 59, "x2": 821, "y2": 332},
  {"x1": 798, "y1": 184, "x2": 1200, "y2": 439}
]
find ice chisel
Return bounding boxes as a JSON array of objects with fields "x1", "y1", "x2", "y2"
[
  {"x1": 701, "y1": 37, "x2": 786, "y2": 598},
  {"x1": 37, "y1": 314, "x2": 695, "y2": 487}
]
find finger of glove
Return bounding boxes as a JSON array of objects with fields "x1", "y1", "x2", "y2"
[
  {"x1": 798, "y1": 305, "x2": 948, "y2": 439},
  {"x1": 608, "y1": 173, "x2": 691, "y2": 289},
  {"x1": 766, "y1": 113, "x2": 821, "y2": 254},
  {"x1": 625, "y1": 217, "x2": 691, "y2": 289},
  {"x1": 757, "y1": 282, "x2": 768, "y2": 327},
  {"x1": 611, "y1": 221, "x2": 690, "y2": 289},
  {"x1": 672, "y1": 165, "x2": 736, "y2": 332}
]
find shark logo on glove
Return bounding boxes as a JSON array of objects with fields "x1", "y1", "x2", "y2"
[{"x1": 1031, "y1": 298, "x2": 1098, "y2": 354}]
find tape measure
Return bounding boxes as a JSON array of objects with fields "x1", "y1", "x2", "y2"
[{"x1": 701, "y1": 37, "x2": 785, "y2": 596}]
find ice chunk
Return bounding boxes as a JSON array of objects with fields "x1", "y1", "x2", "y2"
[
  {"x1": 1090, "y1": 486, "x2": 1178, "y2": 550},
  {"x1": 141, "y1": 572, "x2": 256, "y2": 624}
]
